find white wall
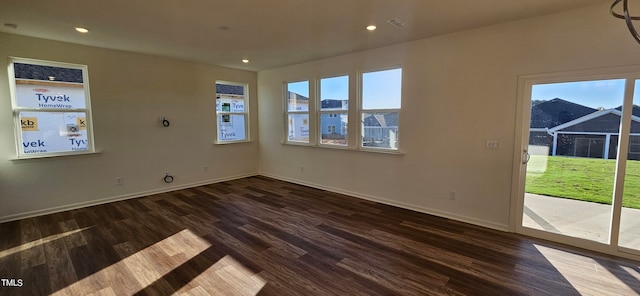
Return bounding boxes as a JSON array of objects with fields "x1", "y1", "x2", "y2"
[
  {"x1": 3, "y1": 2, "x2": 639, "y2": 229},
  {"x1": 0, "y1": 33, "x2": 259, "y2": 222},
  {"x1": 257, "y1": 2, "x2": 640, "y2": 230}
]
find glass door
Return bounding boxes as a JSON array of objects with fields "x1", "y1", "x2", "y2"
[{"x1": 521, "y1": 79, "x2": 626, "y2": 244}]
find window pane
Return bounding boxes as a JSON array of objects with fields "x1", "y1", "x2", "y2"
[
  {"x1": 217, "y1": 114, "x2": 246, "y2": 141},
  {"x1": 620, "y1": 79, "x2": 640, "y2": 250},
  {"x1": 216, "y1": 83, "x2": 245, "y2": 112},
  {"x1": 288, "y1": 114, "x2": 309, "y2": 142},
  {"x1": 320, "y1": 75, "x2": 348, "y2": 111},
  {"x1": 287, "y1": 81, "x2": 309, "y2": 112},
  {"x1": 524, "y1": 79, "x2": 625, "y2": 244},
  {"x1": 320, "y1": 113, "x2": 348, "y2": 146},
  {"x1": 216, "y1": 97, "x2": 245, "y2": 112},
  {"x1": 361, "y1": 112, "x2": 398, "y2": 149},
  {"x1": 362, "y1": 68, "x2": 401, "y2": 110},
  {"x1": 14, "y1": 63, "x2": 86, "y2": 109},
  {"x1": 19, "y1": 111, "x2": 89, "y2": 154}
]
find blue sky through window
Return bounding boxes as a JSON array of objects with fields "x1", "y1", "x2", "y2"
[
  {"x1": 531, "y1": 79, "x2": 629, "y2": 109},
  {"x1": 320, "y1": 76, "x2": 348, "y2": 100},
  {"x1": 287, "y1": 68, "x2": 402, "y2": 109},
  {"x1": 363, "y1": 68, "x2": 402, "y2": 110},
  {"x1": 636, "y1": 80, "x2": 640, "y2": 105},
  {"x1": 288, "y1": 81, "x2": 309, "y2": 97}
]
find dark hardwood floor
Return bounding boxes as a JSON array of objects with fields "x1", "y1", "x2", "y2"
[{"x1": 1, "y1": 176, "x2": 640, "y2": 295}]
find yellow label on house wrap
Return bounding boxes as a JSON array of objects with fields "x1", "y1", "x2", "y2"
[
  {"x1": 77, "y1": 117, "x2": 87, "y2": 130},
  {"x1": 21, "y1": 117, "x2": 38, "y2": 131}
]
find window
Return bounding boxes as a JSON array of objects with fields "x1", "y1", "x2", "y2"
[
  {"x1": 320, "y1": 75, "x2": 349, "y2": 146},
  {"x1": 8, "y1": 58, "x2": 95, "y2": 158},
  {"x1": 215, "y1": 81, "x2": 249, "y2": 143},
  {"x1": 286, "y1": 81, "x2": 310, "y2": 143},
  {"x1": 361, "y1": 68, "x2": 402, "y2": 150}
]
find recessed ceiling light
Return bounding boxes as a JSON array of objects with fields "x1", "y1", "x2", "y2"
[
  {"x1": 75, "y1": 27, "x2": 89, "y2": 33},
  {"x1": 242, "y1": 59, "x2": 250, "y2": 63},
  {"x1": 366, "y1": 25, "x2": 377, "y2": 31}
]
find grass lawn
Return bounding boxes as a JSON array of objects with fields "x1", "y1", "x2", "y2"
[{"x1": 525, "y1": 155, "x2": 640, "y2": 209}]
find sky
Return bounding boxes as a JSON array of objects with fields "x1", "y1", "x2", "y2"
[
  {"x1": 287, "y1": 68, "x2": 402, "y2": 110},
  {"x1": 532, "y1": 79, "x2": 640, "y2": 109}
]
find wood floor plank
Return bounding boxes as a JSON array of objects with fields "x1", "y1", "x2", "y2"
[
  {"x1": 43, "y1": 237, "x2": 78, "y2": 293},
  {"x1": 19, "y1": 218, "x2": 47, "y2": 271},
  {"x1": 2, "y1": 176, "x2": 640, "y2": 295}
]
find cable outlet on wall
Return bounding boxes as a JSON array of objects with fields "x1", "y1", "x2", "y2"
[
  {"x1": 449, "y1": 191, "x2": 456, "y2": 200},
  {"x1": 203, "y1": 166, "x2": 208, "y2": 173},
  {"x1": 116, "y1": 177, "x2": 123, "y2": 186}
]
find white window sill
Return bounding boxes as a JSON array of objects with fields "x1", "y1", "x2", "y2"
[
  {"x1": 281, "y1": 142, "x2": 405, "y2": 155},
  {"x1": 213, "y1": 140, "x2": 253, "y2": 145},
  {"x1": 9, "y1": 150, "x2": 103, "y2": 162}
]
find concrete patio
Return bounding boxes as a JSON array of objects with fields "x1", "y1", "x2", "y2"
[{"x1": 524, "y1": 193, "x2": 640, "y2": 249}]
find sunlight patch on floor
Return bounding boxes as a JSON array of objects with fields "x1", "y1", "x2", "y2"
[
  {"x1": 0, "y1": 227, "x2": 90, "y2": 259},
  {"x1": 52, "y1": 228, "x2": 265, "y2": 295},
  {"x1": 534, "y1": 244, "x2": 640, "y2": 295},
  {"x1": 175, "y1": 255, "x2": 266, "y2": 296},
  {"x1": 53, "y1": 229, "x2": 210, "y2": 295}
]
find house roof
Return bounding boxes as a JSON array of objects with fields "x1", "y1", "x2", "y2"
[
  {"x1": 548, "y1": 108, "x2": 640, "y2": 134},
  {"x1": 615, "y1": 105, "x2": 640, "y2": 117},
  {"x1": 321, "y1": 99, "x2": 348, "y2": 110},
  {"x1": 216, "y1": 84, "x2": 244, "y2": 95},
  {"x1": 363, "y1": 113, "x2": 399, "y2": 127},
  {"x1": 530, "y1": 98, "x2": 597, "y2": 129},
  {"x1": 288, "y1": 91, "x2": 309, "y2": 102},
  {"x1": 13, "y1": 62, "x2": 84, "y2": 83}
]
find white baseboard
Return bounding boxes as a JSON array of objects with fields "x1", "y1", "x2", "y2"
[
  {"x1": 1, "y1": 171, "x2": 510, "y2": 232},
  {"x1": 0, "y1": 172, "x2": 258, "y2": 223},
  {"x1": 260, "y1": 173, "x2": 510, "y2": 232}
]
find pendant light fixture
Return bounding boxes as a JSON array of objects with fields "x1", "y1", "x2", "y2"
[{"x1": 611, "y1": 0, "x2": 640, "y2": 44}]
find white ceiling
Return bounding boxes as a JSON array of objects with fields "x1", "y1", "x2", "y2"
[{"x1": 0, "y1": 0, "x2": 608, "y2": 71}]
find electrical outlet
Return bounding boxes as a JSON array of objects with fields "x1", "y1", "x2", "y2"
[
  {"x1": 116, "y1": 177, "x2": 123, "y2": 185},
  {"x1": 300, "y1": 166, "x2": 304, "y2": 173},
  {"x1": 203, "y1": 166, "x2": 208, "y2": 172},
  {"x1": 449, "y1": 191, "x2": 456, "y2": 200}
]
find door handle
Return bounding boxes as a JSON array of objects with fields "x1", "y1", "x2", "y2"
[{"x1": 522, "y1": 150, "x2": 531, "y2": 164}]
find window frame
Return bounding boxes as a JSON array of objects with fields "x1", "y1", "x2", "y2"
[
  {"x1": 8, "y1": 57, "x2": 96, "y2": 159},
  {"x1": 318, "y1": 74, "x2": 349, "y2": 147},
  {"x1": 284, "y1": 80, "x2": 312, "y2": 144},
  {"x1": 215, "y1": 80, "x2": 250, "y2": 144},
  {"x1": 358, "y1": 67, "x2": 402, "y2": 151}
]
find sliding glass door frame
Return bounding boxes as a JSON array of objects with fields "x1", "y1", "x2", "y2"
[{"x1": 510, "y1": 66, "x2": 640, "y2": 260}]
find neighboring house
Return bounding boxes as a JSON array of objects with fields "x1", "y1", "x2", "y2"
[
  {"x1": 321, "y1": 99, "x2": 348, "y2": 110},
  {"x1": 530, "y1": 99, "x2": 640, "y2": 160},
  {"x1": 287, "y1": 95, "x2": 399, "y2": 146},
  {"x1": 529, "y1": 98, "x2": 597, "y2": 151},
  {"x1": 320, "y1": 99, "x2": 348, "y2": 141},
  {"x1": 363, "y1": 112, "x2": 399, "y2": 148},
  {"x1": 287, "y1": 91, "x2": 310, "y2": 141}
]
